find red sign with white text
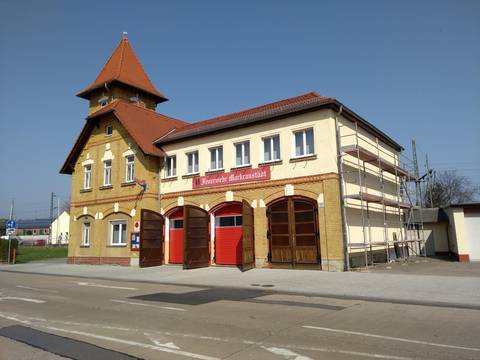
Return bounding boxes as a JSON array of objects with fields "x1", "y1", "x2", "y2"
[{"x1": 192, "y1": 167, "x2": 270, "y2": 189}]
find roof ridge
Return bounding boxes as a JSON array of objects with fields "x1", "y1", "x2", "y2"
[
  {"x1": 192, "y1": 91, "x2": 332, "y2": 125},
  {"x1": 116, "y1": 38, "x2": 126, "y2": 79},
  {"x1": 113, "y1": 99, "x2": 186, "y2": 124}
]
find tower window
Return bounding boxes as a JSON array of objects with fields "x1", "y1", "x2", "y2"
[
  {"x1": 105, "y1": 125, "x2": 113, "y2": 136},
  {"x1": 98, "y1": 95, "x2": 109, "y2": 107}
]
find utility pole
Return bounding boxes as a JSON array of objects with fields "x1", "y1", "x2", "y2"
[
  {"x1": 7, "y1": 200, "x2": 14, "y2": 264},
  {"x1": 412, "y1": 139, "x2": 422, "y2": 207},
  {"x1": 425, "y1": 154, "x2": 434, "y2": 208},
  {"x1": 49, "y1": 192, "x2": 55, "y2": 245},
  {"x1": 56, "y1": 197, "x2": 60, "y2": 246}
]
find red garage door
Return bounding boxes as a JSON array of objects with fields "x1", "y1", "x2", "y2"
[
  {"x1": 215, "y1": 203, "x2": 242, "y2": 265},
  {"x1": 169, "y1": 208, "x2": 184, "y2": 264}
]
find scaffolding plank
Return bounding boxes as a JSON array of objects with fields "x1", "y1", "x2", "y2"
[
  {"x1": 344, "y1": 192, "x2": 411, "y2": 209},
  {"x1": 341, "y1": 144, "x2": 415, "y2": 179}
]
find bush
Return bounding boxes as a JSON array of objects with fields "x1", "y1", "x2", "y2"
[{"x1": 0, "y1": 238, "x2": 18, "y2": 263}]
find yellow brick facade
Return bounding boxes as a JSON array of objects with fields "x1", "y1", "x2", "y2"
[{"x1": 68, "y1": 113, "x2": 161, "y2": 266}]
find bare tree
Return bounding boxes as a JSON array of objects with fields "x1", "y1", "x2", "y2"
[{"x1": 425, "y1": 171, "x2": 479, "y2": 208}]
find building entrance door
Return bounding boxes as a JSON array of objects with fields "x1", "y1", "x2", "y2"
[
  {"x1": 267, "y1": 197, "x2": 319, "y2": 267},
  {"x1": 139, "y1": 209, "x2": 164, "y2": 267}
]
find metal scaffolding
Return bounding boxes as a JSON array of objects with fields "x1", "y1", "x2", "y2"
[{"x1": 338, "y1": 122, "x2": 426, "y2": 270}]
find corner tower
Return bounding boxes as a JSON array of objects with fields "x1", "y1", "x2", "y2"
[{"x1": 77, "y1": 32, "x2": 168, "y2": 114}]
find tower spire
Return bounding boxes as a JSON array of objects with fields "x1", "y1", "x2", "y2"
[{"x1": 76, "y1": 35, "x2": 168, "y2": 111}]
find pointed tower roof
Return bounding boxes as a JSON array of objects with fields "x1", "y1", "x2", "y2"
[{"x1": 77, "y1": 32, "x2": 168, "y2": 103}]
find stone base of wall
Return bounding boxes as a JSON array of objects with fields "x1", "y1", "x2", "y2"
[
  {"x1": 67, "y1": 256, "x2": 130, "y2": 266},
  {"x1": 321, "y1": 259, "x2": 344, "y2": 272}
]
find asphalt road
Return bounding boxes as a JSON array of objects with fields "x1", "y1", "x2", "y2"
[{"x1": 0, "y1": 271, "x2": 479, "y2": 360}]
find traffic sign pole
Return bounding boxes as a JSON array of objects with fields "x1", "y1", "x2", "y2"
[{"x1": 7, "y1": 201, "x2": 14, "y2": 264}]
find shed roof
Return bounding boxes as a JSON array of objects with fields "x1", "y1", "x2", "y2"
[{"x1": 411, "y1": 208, "x2": 449, "y2": 223}]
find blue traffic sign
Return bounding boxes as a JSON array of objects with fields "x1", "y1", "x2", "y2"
[{"x1": 6, "y1": 220, "x2": 16, "y2": 230}]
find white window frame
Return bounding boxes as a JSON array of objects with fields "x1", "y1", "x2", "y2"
[
  {"x1": 82, "y1": 222, "x2": 91, "y2": 246},
  {"x1": 262, "y1": 134, "x2": 281, "y2": 163},
  {"x1": 293, "y1": 127, "x2": 315, "y2": 158},
  {"x1": 83, "y1": 164, "x2": 92, "y2": 189},
  {"x1": 125, "y1": 155, "x2": 135, "y2": 183},
  {"x1": 105, "y1": 124, "x2": 113, "y2": 136},
  {"x1": 186, "y1": 151, "x2": 199, "y2": 175},
  {"x1": 110, "y1": 220, "x2": 127, "y2": 246},
  {"x1": 209, "y1": 146, "x2": 223, "y2": 171},
  {"x1": 234, "y1": 141, "x2": 250, "y2": 167},
  {"x1": 165, "y1": 155, "x2": 177, "y2": 178},
  {"x1": 103, "y1": 160, "x2": 112, "y2": 186}
]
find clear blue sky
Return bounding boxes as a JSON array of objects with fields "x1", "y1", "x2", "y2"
[{"x1": 0, "y1": 0, "x2": 479, "y2": 219}]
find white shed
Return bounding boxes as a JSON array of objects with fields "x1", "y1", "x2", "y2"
[
  {"x1": 51, "y1": 211, "x2": 70, "y2": 245},
  {"x1": 446, "y1": 203, "x2": 480, "y2": 262}
]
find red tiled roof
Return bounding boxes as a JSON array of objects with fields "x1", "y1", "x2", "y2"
[
  {"x1": 76, "y1": 35, "x2": 168, "y2": 103},
  {"x1": 155, "y1": 92, "x2": 335, "y2": 143},
  {"x1": 60, "y1": 100, "x2": 186, "y2": 174}
]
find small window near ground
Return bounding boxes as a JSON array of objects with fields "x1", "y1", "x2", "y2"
[
  {"x1": 166, "y1": 155, "x2": 177, "y2": 177},
  {"x1": 294, "y1": 128, "x2": 314, "y2": 157},
  {"x1": 105, "y1": 125, "x2": 113, "y2": 136},
  {"x1": 82, "y1": 222, "x2": 90, "y2": 246},
  {"x1": 110, "y1": 220, "x2": 127, "y2": 245}
]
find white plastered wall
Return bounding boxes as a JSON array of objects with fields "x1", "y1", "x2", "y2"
[
  {"x1": 338, "y1": 116, "x2": 403, "y2": 255},
  {"x1": 159, "y1": 109, "x2": 338, "y2": 193}
]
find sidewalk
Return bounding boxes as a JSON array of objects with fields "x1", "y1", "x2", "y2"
[{"x1": 1, "y1": 260, "x2": 480, "y2": 309}]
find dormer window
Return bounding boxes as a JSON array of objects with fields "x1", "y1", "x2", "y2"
[{"x1": 105, "y1": 125, "x2": 113, "y2": 136}]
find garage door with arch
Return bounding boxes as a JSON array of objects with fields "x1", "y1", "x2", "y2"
[
  {"x1": 214, "y1": 203, "x2": 243, "y2": 265},
  {"x1": 139, "y1": 209, "x2": 164, "y2": 268},
  {"x1": 267, "y1": 197, "x2": 319, "y2": 267},
  {"x1": 183, "y1": 205, "x2": 210, "y2": 269},
  {"x1": 168, "y1": 208, "x2": 184, "y2": 264}
]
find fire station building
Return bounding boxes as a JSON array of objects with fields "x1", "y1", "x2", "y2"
[{"x1": 61, "y1": 34, "x2": 407, "y2": 271}]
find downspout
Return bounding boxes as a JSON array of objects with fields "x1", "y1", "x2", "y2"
[
  {"x1": 157, "y1": 156, "x2": 163, "y2": 214},
  {"x1": 334, "y1": 104, "x2": 350, "y2": 271}
]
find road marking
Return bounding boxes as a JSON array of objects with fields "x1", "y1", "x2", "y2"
[
  {"x1": 76, "y1": 282, "x2": 137, "y2": 290},
  {"x1": 0, "y1": 297, "x2": 45, "y2": 304},
  {"x1": 263, "y1": 346, "x2": 313, "y2": 360},
  {"x1": 303, "y1": 325, "x2": 480, "y2": 352},
  {"x1": 0, "y1": 312, "x2": 412, "y2": 360},
  {"x1": 16, "y1": 285, "x2": 58, "y2": 293},
  {"x1": 0, "y1": 312, "x2": 31, "y2": 324},
  {"x1": 110, "y1": 299, "x2": 186, "y2": 312},
  {"x1": 43, "y1": 325, "x2": 219, "y2": 360},
  {"x1": 145, "y1": 332, "x2": 180, "y2": 349}
]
